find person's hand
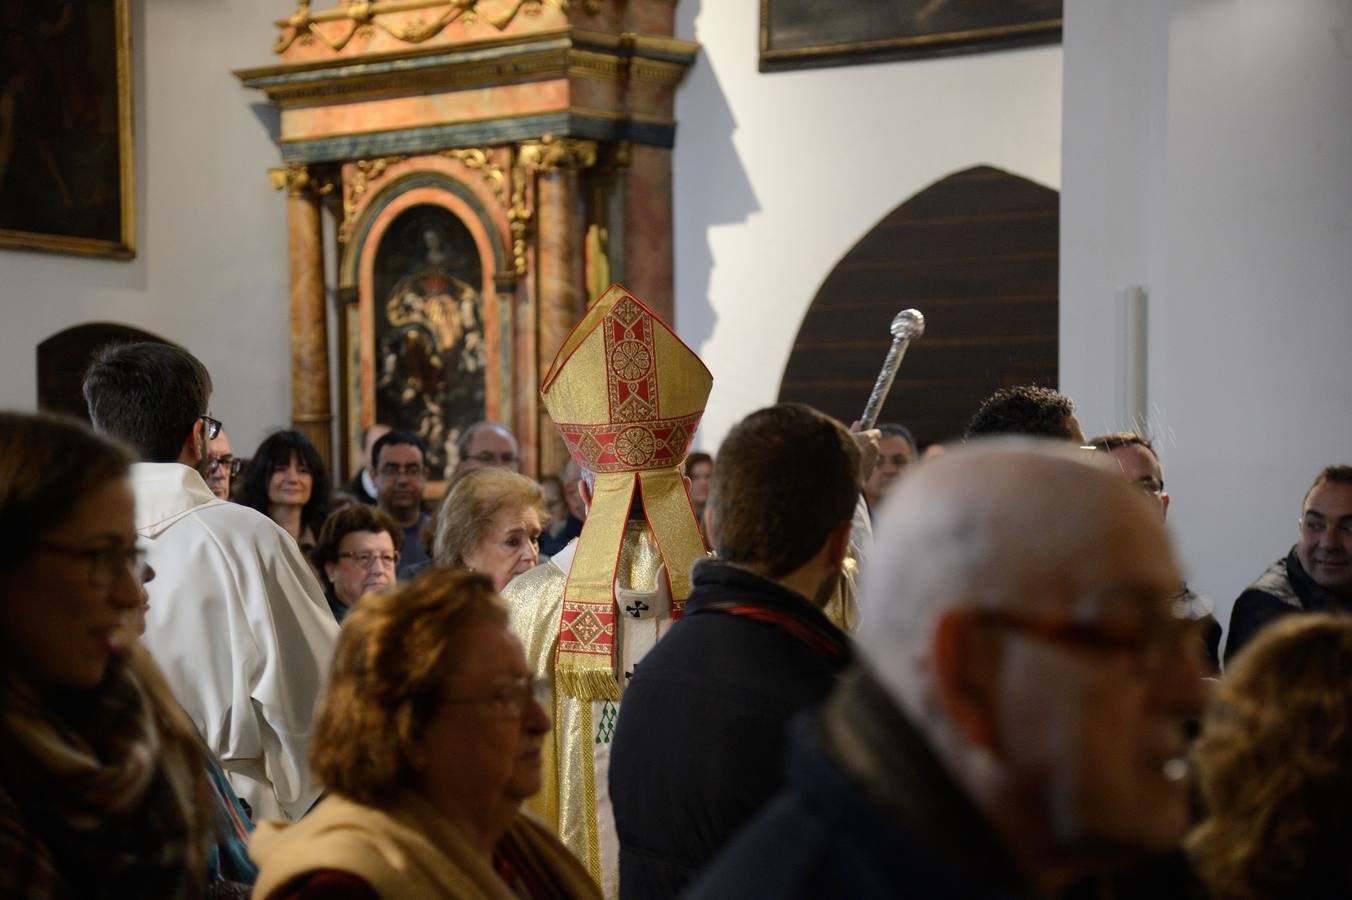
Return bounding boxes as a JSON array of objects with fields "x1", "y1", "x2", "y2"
[{"x1": 849, "y1": 421, "x2": 881, "y2": 476}]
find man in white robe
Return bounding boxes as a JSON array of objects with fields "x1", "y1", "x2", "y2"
[{"x1": 85, "y1": 343, "x2": 339, "y2": 821}]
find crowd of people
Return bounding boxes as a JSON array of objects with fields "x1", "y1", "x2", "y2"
[{"x1": 2, "y1": 294, "x2": 1349, "y2": 898}]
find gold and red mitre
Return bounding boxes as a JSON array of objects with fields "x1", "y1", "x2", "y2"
[{"x1": 541, "y1": 283, "x2": 712, "y2": 700}]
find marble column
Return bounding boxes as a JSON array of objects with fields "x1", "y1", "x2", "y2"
[
  {"x1": 522, "y1": 138, "x2": 597, "y2": 479},
  {"x1": 282, "y1": 164, "x2": 333, "y2": 469}
]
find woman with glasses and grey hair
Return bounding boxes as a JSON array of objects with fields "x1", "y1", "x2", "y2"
[
  {"x1": 250, "y1": 568, "x2": 600, "y2": 899},
  {"x1": 0, "y1": 411, "x2": 216, "y2": 897}
]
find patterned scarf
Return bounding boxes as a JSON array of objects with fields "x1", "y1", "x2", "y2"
[{"x1": 0, "y1": 652, "x2": 207, "y2": 898}]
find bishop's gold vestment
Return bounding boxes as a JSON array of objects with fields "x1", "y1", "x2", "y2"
[
  {"x1": 503, "y1": 524, "x2": 667, "y2": 898},
  {"x1": 506, "y1": 283, "x2": 714, "y2": 897}
]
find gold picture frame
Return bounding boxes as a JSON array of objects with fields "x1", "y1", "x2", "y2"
[
  {"x1": 759, "y1": 0, "x2": 1062, "y2": 72},
  {"x1": 0, "y1": 0, "x2": 136, "y2": 259}
]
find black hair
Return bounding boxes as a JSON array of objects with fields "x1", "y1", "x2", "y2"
[
  {"x1": 237, "y1": 429, "x2": 332, "y2": 538},
  {"x1": 370, "y1": 429, "x2": 427, "y2": 472},
  {"x1": 83, "y1": 342, "x2": 213, "y2": 463},
  {"x1": 965, "y1": 385, "x2": 1076, "y2": 441}
]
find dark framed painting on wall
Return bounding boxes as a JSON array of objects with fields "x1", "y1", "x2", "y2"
[
  {"x1": 759, "y1": 0, "x2": 1062, "y2": 72},
  {"x1": 372, "y1": 203, "x2": 488, "y2": 482},
  {"x1": 0, "y1": 0, "x2": 136, "y2": 258}
]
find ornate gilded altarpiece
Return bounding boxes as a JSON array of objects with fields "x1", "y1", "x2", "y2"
[{"x1": 236, "y1": 0, "x2": 696, "y2": 483}]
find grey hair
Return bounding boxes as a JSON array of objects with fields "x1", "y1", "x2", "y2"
[{"x1": 858, "y1": 439, "x2": 1171, "y2": 718}]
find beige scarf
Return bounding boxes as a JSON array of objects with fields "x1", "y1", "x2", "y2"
[{"x1": 251, "y1": 790, "x2": 600, "y2": 899}]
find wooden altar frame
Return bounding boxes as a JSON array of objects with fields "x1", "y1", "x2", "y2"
[{"x1": 236, "y1": 1, "x2": 697, "y2": 481}]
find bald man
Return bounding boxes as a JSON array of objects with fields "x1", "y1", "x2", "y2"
[{"x1": 690, "y1": 441, "x2": 1207, "y2": 898}]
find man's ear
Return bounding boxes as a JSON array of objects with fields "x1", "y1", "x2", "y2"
[
  {"x1": 178, "y1": 418, "x2": 206, "y2": 467},
  {"x1": 578, "y1": 479, "x2": 593, "y2": 513},
  {"x1": 825, "y1": 519, "x2": 853, "y2": 570},
  {"x1": 932, "y1": 610, "x2": 1001, "y2": 752}
]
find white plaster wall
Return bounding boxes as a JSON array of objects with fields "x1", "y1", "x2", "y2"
[
  {"x1": 1062, "y1": 0, "x2": 1352, "y2": 637},
  {"x1": 672, "y1": 4, "x2": 1063, "y2": 450},
  {"x1": 0, "y1": 0, "x2": 295, "y2": 456}
]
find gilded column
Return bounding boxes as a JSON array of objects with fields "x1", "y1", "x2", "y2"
[
  {"x1": 521, "y1": 137, "x2": 597, "y2": 478},
  {"x1": 277, "y1": 163, "x2": 333, "y2": 468}
]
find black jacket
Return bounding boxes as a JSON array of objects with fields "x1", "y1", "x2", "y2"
[
  {"x1": 1225, "y1": 548, "x2": 1352, "y2": 664},
  {"x1": 608, "y1": 560, "x2": 851, "y2": 899},
  {"x1": 686, "y1": 670, "x2": 1032, "y2": 900}
]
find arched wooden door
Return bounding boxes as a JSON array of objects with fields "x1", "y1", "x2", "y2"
[{"x1": 778, "y1": 166, "x2": 1059, "y2": 445}]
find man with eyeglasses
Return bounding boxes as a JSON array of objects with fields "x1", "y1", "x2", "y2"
[
  {"x1": 1088, "y1": 431, "x2": 1222, "y2": 672},
  {"x1": 206, "y1": 426, "x2": 240, "y2": 500},
  {"x1": 83, "y1": 342, "x2": 339, "y2": 824},
  {"x1": 369, "y1": 429, "x2": 431, "y2": 573},
  {"x1": 689, "y1": 441, "x2": 1207, "y2": 898},
  {"x1": 1225, "y1": 465, "x2": 1352, "y2": 664},
  {"x1": 454, "y1": 420, "x2": 521, "y2": 474}
]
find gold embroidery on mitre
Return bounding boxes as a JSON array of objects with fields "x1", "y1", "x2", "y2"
[{"x1": 541, "y1": 284, "x2": 712, "y2": 700}]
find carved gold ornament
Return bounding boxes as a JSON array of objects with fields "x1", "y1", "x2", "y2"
[
  {"x1": 270, "y1": 162, "x2": 337, "y2": 198},
  {"x1": 339, "y1": 156, "x2": 405, "y2": 241},
  {"x1": 272, "y1": 0, "x2": 592, "y2": 55},
  {"x1": 517, "y1": 135, "x2": 598, "y2": 174}
]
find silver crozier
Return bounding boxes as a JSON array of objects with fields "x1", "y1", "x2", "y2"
[{"x1": 858, "y1": 309, "x2": 925, "y2": 430}]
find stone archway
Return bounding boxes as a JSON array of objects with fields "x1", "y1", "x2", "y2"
[{"x1": 778, "y1": 166, "x2": 1059, "y2": 444}]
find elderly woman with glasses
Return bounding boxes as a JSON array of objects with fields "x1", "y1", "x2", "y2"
[
  {"x1": 311, "y1": 505, "x2": 403, "y2": 624},
  {"x1": 0, "y1": 412, "x2": 214, "y2": 898},
  {"x1": 250, "y1": 569, "x2": 600, "y2": 899}
]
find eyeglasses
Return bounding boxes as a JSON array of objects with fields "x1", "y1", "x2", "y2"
[
  {"x1": 975, "y1": 604, "x2": 1204, "y2": 677},
  {"x1": 1299, "y1": 514, "x2": 1352, "y2": 538},
  {"x1": 467, "y1": 451, "x2": 520, "y2": 466},
  {"x1": 443, "y1": 676, "x2": 550, "y2": 719},
  {"x1": 208, "y1": 455, "x2": 242, "y2": 478},
  {"x1": 377, "y1": 463, "x2": 425, "y2": 479},
  {"x1": 337, "y1": 550, "x2": 400, "y2": 569},
  {"x1": 35, "y1": 541, "x2": 148, "y2": 589},
  {"x1": 200, "y1": 415, "x2": 223, "y2": 440}
]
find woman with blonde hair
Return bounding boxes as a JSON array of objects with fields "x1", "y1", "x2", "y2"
[
  {"x1": 0, "y1": 412, "x2": 213, "y2": 898},
  {"x1": 433, "y1": 467, "x2": 544, "y2": 591},
  {"x1": 249, "y1": 568, "x2": 600, "y2": 899},
  {"x1": 1189, "y1": 612, "x2": 1352, "y2": 899}
]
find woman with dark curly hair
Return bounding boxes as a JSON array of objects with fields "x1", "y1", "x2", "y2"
[
  {"x1": 1189, "y1": 613, "x2": 1352, "y2": 899},
  {"x1": 311, "y1": 504, "x2": 403, "y2": 624},
  {"x1": 249, "y1": 568, "x2": 600, "y2": 899},
  {"x1": 237, "y1": 430, "x2": 331, "y2": 553}
]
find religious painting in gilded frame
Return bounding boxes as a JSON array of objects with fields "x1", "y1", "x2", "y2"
[
  {"x1": 0, "y1": 0, "x2": 136, "y2": 258},
  {"x1": 371, "y1": 204, "x2": 489, "y2": 482},
  {"x1": 759, "y1": 0, "x2": 1062, "y2": 72}
]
